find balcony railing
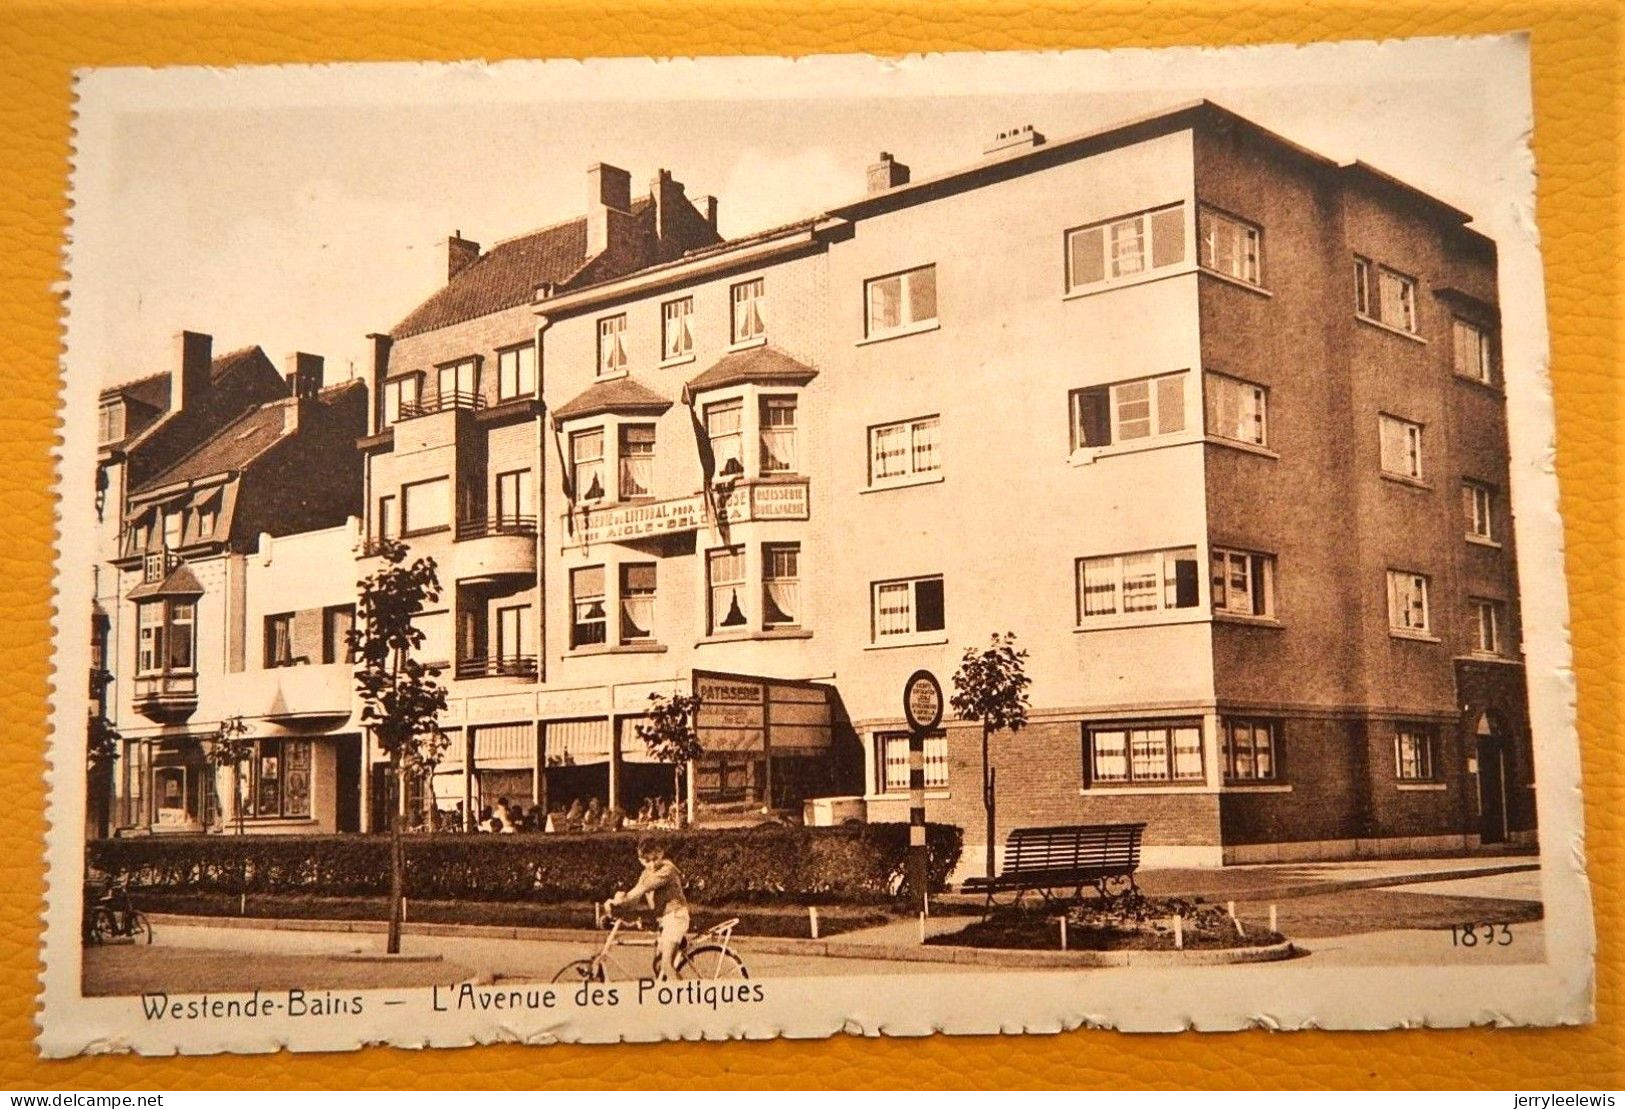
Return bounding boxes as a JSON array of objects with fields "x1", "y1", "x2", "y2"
[
  {"x1": 456, "y1": 515, "x2": 538, "y2": 541},
  {"x1": 398, "y1": 391, "x2": 485, "y2": 421},
  {"x1": 456, "y1": 655, "x2": 538, "y2": 681},
  {"x1": 359, "y1": 536, "x2": 395, "y2": 558}
]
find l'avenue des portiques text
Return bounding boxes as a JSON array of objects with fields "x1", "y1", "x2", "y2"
[{"x1": 139, "y1": 979, "x2": 766, "y2": 1022}]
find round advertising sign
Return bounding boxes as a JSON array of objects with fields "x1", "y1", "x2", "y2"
[{"x1": 903, "y1": 669, "x2": 944, "y2": 732}]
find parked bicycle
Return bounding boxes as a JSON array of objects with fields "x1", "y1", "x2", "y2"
[
  {"x1": 551, "y1": 906, "x2": 747, "y2": 984},
  {"x1": 82, "y1": 879, "x2": 152, "y2": 946}
]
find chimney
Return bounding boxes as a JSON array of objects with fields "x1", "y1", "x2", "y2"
[
  {"x1": 366, "y1": 333, "x2": 392, "y2": 436},
  {"x1": 586, "y1": 163, "x2": 632, "y2": 256},
  {"x1": 867, "y1": 152, "x2": 911, "y2": 194},
  {"x1": 650, "y1": 169, "x2": 687, "y2": 251},
  {"x1": 281, "y1": 352, "x2": 323, "y2": 434},
  {"x1": 173, "y1": 330, "x2": 213, "y2": 413},
  {"x1": 447, "y1": 232, "x2": 481, "y2": 282},
  {"x1": 696, "y1": 195, "x2": 719, "y2": 230},
  {"x1": 983, "y1": 124, "x2": 1046, "y2": 157}
]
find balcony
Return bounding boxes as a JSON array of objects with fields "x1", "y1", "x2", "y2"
[
  {"x1": 132, "y1": 672, "x2": 198, "y2": 722},
  {"x1": 398, "y1": 391, "x2": 485, "y2": 421},
  {"x1": 455, "y1": 655, "x2": 538, "y2": 682},
  {"x1": 220, "y1": 662, "x2": 353, "y2": 723},
  {"x1": 455, "y1": 516, "x2": 537, "y2": 584}
]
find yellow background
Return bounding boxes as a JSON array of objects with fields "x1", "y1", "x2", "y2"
[{"x1": 1, "y1": 0, "x2": 1619, "y2": 1089}]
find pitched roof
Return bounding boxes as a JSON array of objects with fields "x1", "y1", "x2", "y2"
[
  {"x1": 551, "y1": 375, "x2": 673, "y2": 425},
  {"x1": 101, "y1": 371, "x2": 171, "y2": 411},
  {"x1": 132, "y1": 380, "x2": 365, "y2": 494},
  {"x1": 683, "y1": 345, "x2": 818, "y2": 401},
  {"x1": 127, "y1": 562, "x2": 204, "y2": 601}
]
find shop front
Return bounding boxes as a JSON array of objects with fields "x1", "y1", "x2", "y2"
[{"x1": 690, "y1": 671, "x2": 843, "y2": 812}]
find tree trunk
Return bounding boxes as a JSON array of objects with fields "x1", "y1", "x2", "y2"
[
  {"x1": 387, "y1": 758, "x2": 404, "y2": 954},
  {"x1": 234, "y1": 763, "x2": 244, "y2": 837},
  {"x1": 673, "y1": 764, "x2": 686, "y2": 829},
  {"x1": 982, "y1": 723, "x2": 995, "y2": 883}
]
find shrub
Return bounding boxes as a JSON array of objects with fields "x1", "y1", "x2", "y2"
[{"x1": 87, "y1": 823, "x2": 963, "y2": 906}]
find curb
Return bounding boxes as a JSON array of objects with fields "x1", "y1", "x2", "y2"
[{"x1": 1161, "y1": 861, "x2": 1541, "y2": 904}]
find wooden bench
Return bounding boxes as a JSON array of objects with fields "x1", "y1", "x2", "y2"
[{"x1": 962, "y1": 823, "x2": 1147, "y2": 909}]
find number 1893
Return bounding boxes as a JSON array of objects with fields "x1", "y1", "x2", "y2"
[{"x1": 1448, "y1": 923, "x2": 1514, "y2": 947}]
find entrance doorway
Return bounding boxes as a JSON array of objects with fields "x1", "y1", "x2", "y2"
[
  {"x1": 335, "y1": 737, "x2": 361, "y2": 834},
  {"x1": 1475, "y1": 713, "x2": 1508, "y2": 844}
]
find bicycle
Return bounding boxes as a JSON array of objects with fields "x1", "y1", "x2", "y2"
[
  {"x1": 83, "y1": 880, "x2": 152, "y2": 946},
  {"x1": 551, "y1": 905, "x2": 748, "y2": 984}
]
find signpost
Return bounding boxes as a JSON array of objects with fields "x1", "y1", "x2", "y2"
[{"x1": 903, "y1": 669, "x2": 942, "y2": 915}]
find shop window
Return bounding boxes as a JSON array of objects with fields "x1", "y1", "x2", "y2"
[
  {"x1": 869, "y1": 415, "x2": 940, "y2": 487},
  {"x1": 1198, "y1": 207, "x2": 1262, "y2": 284},
  {"x1": 707, "y1": 547, "x2": 748, "y2": 634},
  {"x1": 1077, "y1": 547, "x2": 1200, "y2": 621},
  {"x1": 570, "y1": 566, "x2": 607, "y2": 648},
  {"x1": 1086, "y1": 720, "x2": 1204, "y2": 785},
  {"x1": 1221, "y1": 718, "x2": 1280, "y2": 781},
  {"x1": 1204, "y1": 373, "x2": 1268, "y2": 447},
  {"x1": 1066, "y1": 204, "x2": 1186, "y2": 292},
  {"x1": 871, "y1": 575, "x2": 945, "y2": 642},
  {"x1": 762, "y1": 543, "x2": 800, "y2": 627},
  {"x1": 864, "y1": 264, "x2": 937, "y2": 338},
  {"x1": 248, "y1": 739, "x2": 312, "y2": 819},
  {"x1": 730, "y1": 278, "x2": 766, "y2": 344},
  {"x1": 877, "y1": 732, "x2": 948, "y2": 792},
  {"x1": 1070, "y1": 373, "x2": 1185, "y2": 450},
  {"x1": 1394, "y1": 726, "x2": 1436, "y2": 781},
  {"x1": 1210, "y1": 548, "x2": 1275, "y2": 618}
]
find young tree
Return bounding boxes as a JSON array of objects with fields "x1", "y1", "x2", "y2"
[
  {"x1": 635, "y1": 692, "x2": 704, "y2": 828},
  {"x1": 950, "y1": 632, "x2": 1032, "y2": 885},
  {"x1": 350, "y1": 539, "x2": 450, "y2": 955},
  {"x1": 204, "y1": 715, "x2": 254, "y2": 836},
  {"x1": 86, "y1": 713, "x2": 120, "y2": 840}
]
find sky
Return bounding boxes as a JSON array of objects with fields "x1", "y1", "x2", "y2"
[{"x1": 68, "y1": 38, "x2": 1536, "y2": 391}]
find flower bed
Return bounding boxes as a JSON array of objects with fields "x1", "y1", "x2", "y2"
[{"x1": 928, "y1": 894, "x2": 1286, "y2": 952}]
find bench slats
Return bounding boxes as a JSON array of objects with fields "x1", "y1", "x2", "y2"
[{"x1": 964, "y1": 822, "x2": 1146, "y2": 899}]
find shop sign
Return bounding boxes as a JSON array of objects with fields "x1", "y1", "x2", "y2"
[{"x1": 565, "y1": 481, "x2": 809, "y2": 548}]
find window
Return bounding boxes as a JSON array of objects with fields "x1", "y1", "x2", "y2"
[
  {"x1": 1210, "y1": 548, "x2": 1275, "y2": 618},
  {"x1": 322, "y1": 605, "x2": 354, "y2": 665},
  {"x1": 570, "y1": 429, "x2": 606, "y2": 502},
  {"x1": 97, "y1": 401, "x2": 124, "y2": 445},
  {"x1": 496, "y1": 604, "x2": 528, "y2": 662},
  {"x1": 1087, "y1": 721, "x2": 1204, "y2": 785},
  {"x1": 1204, "y1": 373, "x2": 1268, "y2": 446},
  {"x1": 495, "y1": 469, "x2": 531, "y2": 527},
  {"x1": 1462, "y1": 480, "x2": 1494, "y2": 541},
  {"x1": 730, "y1": 278, "x2": 766, "y2": 344},
  {"x1": 264, "y1": 613, "x2": 295, "y2": 668},
  {"x1": 618, "y1": 424, "x2": 655, "y2": 498},
  {"x1": 705, "y1": 400, "x2": 744, "y2": 480},
  {"x1": 412, "y1": 610, "x2": 451, "y2": 667},
  {"x1": 1471, "y1": 598, "x2": 1504, "y2": 655},
  {"x1": 401, "y1": 477, "x2": 451, "y2": 535},
  {"x1": 1198, "y1": 207, "x2": 1261, "y2": 284},
  {"x1": 436, "y1": 359, "x2": 477, "y2": 404},
  {"x1": 166, "y1": 601, "x2": 195, "y2": 672},
  {"x1": 1394, "y1": 726, "x2": 1435, "y2": 781},
  {"x1": 1070, "y1": 373, "x2": 1185, "y2": 450},
  {"x1": 1453, "y1": 319, "x2": 1493, "y2": 383},
  {"x1": 864, "y1": 264, "x2": 938, "y2": 337},
  {"x1": 376, "y1": 494, "x2": 397, "y2": 542},
  {"x1": 194, "y1": 494, "x2": 220, "y2": 541},
  {"x1": 871, "y1": 575, "x2": 945, "y2": 641},
  {"x1": 1077, "y1": 548, "x2": 1200, "y2": 620},
  {"x1": 248, "y1": 739, "x2": 311, "y2": 819},
  {"x1": 137, "y1": 603, "x2": 162, "y2": 674},
  {"x1": 1379, "y1": 414, "x2": 1424, "y2": 480},
  {"x1": 597, "y1": 314, "x2": 629, "y2": 377},
  {"x1": 1354, "y1": 257, "x2": 1418, "y2": 333},
  {"x1": 759, "y1": 397, "x2": 797, "y2": 475},
  {"x1": 162, "y1": 506, "x2": 183, "y2": 550},
  {"x1": 138, "y1": 600, "x2": 196, "y2": 676},
  {"x1": 706, "y1": 547, "x2": 748, "y2": 634},
  {"x1": 877, "y1": 732, "x2": 948, "y2": 793},
  {"x1": 619, "y1": 563, "x2": 656, "y2": 642},
  {"x1": 1221, "y1": 718, "x2": 1279, "y2": 781},
  {"x1": 497, "y1": 344, "x2": 536, "y2": 400},
  {"x1": 762, "y1": 543, "x2": 800, "y2": 627},
  {"x1": 570, "y1": 566, "x2": 607, "y2": 648},
  {"x1": 662, "y1": 297, "x2": 694, "y2": 361},
  {"x1": 1066, "y1": 204, "x2": 1186, "y2": 291},
  {"x1": 869, "y1": 415, "x2": 940, "y2": 486},
  {"x1": 1387, "y1": 569, "x2": 1432, "y2": 634},
  {"x1": 382, "y1": 375, "x2": 421, "y2": 426}
]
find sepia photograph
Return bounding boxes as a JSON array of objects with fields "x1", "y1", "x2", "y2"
[{"x1": 42, "y1": 34, "x2": 1590, "y2": 1055}]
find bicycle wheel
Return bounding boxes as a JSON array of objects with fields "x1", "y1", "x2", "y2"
[
  {"x1": 551, "y1": 959, "x2": 604, "y2": 985},
  {"x1": 88, "y1": 908, "x2": 117, "y2": 945},
  {"x1": 129, "y1": 911, "x2": 153, "y2": 945},
  {"x1": 677, "y1": 944, "x2": 748, "y2": 980}
]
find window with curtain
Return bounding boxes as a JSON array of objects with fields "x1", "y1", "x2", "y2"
[
  {"x1": 1379, "y1": 414, "x2": 1424, "y2": 479},
  {"x1": 868, "y1": 415, "x2": 940, "y2": 486},
  {"x1": 322, "y1": 605, "x2": 355, "y2": 664},
  {"x1": 864, "y1": 264, "x2": 937, "y2": 337},
  {"x1": 137, "y1": 603, "x2": 164, "y2": 674},
  {"x1": 597, "y1": 314, "x2": 629, "y2": 376},
  {"x1": 1066, "y1": 204, "x2": 1186, "y2": 291},
  {"x1": 617, "y1": 425, "x2": 655, "y2": 498},
  {"x1": 707, "y1": 547, "x2": 747, "y2": 634},
  {"x1": 1087, "y1": 721, "x2": 1203, "y2": 785},
  {"x1": 1394, "y1": 727, "x2": 1435, "y2": 780},
  {"x1": 570, "y1": 429, "x2": 606, "y2": 502},
  {"x1": 1210, "y1": 548, "x2": 1275, "y2": 618},
  {"x1": 264, "y1": 612, "x2": 295, "y2": 668},
  {"x1": 1222, "y1": 718, "x2": 1280, "y2": 781},
  {"x1": 871, "y1": 576, "x2": 944, "y2": 641},
  {"x1": 570, "y1": 566, "x2": 607, "y2": 648},
  {"x1": 1204, "y1": 373, "x2": 1268, "y2": 446},
  {"x1": 762, "y1": 543, "x2": 800, "y2": 627},
  {"x1": 877, "y1": 732, "x2": 948, "y2": 792},
  {"x1": 619, "y1": 563, "x2": 656, "y2": 642},
  {"x1": 759, "y1": 396, "x2": 797, "y2": 474},
  {"x1": 730, "y1": 278, "x2": 765, "y2": 344},
  {"x1": 1076, "y1": 548, "x2": 1200, "y2": 621},
  {"x1": 1198, "y1": 207, "x2": 1262, "y2": 284},
  {"x1": 1387, "y1": 570, "x2": 1431, "y2": 634},
  {"x1": 662, "y1": 297, "x2": 694, "y2": 360},
  {"x1": 705, "y1": 400, "x2": 744, "y2": 480},
  {"x1": 1070, "y1": 373, "x2": 1185, "y2": 450}
]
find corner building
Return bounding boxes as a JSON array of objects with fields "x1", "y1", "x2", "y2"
[{"x1": 365, "y1": 101, "x2": 1534, "y2": 870}]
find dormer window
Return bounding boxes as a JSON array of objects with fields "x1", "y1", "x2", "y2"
[
  {"x1": 570, "y1": 428, "x2": 607, "y2": 503},
  {"x1": 162, "y1": 505, "x2": 183, "y2": 550},
  {"x1": 98, "y1": 401, "x2": 124, "y2": 445},
  {"x1": 437, "y1": 359, "x2": 478, "y2": 406},
  {"x1": 598, "y1": 314, "x2": 629, "y2": 377}
]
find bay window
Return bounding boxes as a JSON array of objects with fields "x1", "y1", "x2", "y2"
[
  {"x1": 570, "y1": 429, "x2": 606, "y2": 503},
  {"x1": 1066, "y1": 203, "x2": 1186, "y2": 292},
  {"x1": 705, "y1": 400, "x2": 745, "y2": 480},
  {"x1": 1086, "y1": 720, "x2": 1204, "y2": 785},
  {"x1": 759, "y1": 397, "x2": 797, "y2": 475},
  {"x1": 1077, "y1": 547, "x2": 1199, "y2": 621},
  {"x1": 618, "y1": 424, "x2": 655, "y2": 498},
  {"x1": 137, "y1": 599, "x2": 196, "y2": 677}
]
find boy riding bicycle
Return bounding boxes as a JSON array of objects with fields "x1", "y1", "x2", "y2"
[{"x1": 605, "y1": 835, "x2": 689, "y2": 979}]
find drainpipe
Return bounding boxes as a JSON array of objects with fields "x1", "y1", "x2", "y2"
[{"x1": 533, "y1": 316, "x2": 551, "y2": 685}]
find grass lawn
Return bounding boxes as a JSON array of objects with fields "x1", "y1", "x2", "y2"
[
  {"x1": 1234, "y1": 888, "x2": 1543, "y2": 938},
  {"x1": 927, "y1": 894, "x2": 1285, "y2": 952}
]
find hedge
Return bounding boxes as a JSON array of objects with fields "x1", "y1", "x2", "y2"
[{"x1": 86, "y1": 823, "x2": 964, "y2": 906}]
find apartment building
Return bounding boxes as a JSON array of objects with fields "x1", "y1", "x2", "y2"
[{"x1": 107, "y1": 357, "x2": 368, "y2": 835}]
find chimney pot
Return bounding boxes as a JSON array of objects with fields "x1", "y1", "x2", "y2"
[
  {"x1": 983, "y1": 124, "x2": 1046, "y2": 157},
  {"x1": 867, "y1": 152, "x2": 911, "y2": 194}
]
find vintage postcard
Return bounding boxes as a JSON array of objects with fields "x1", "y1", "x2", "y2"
[{"x1": 42, "y1": 34, "x2": 1591, "y2": 1055}]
